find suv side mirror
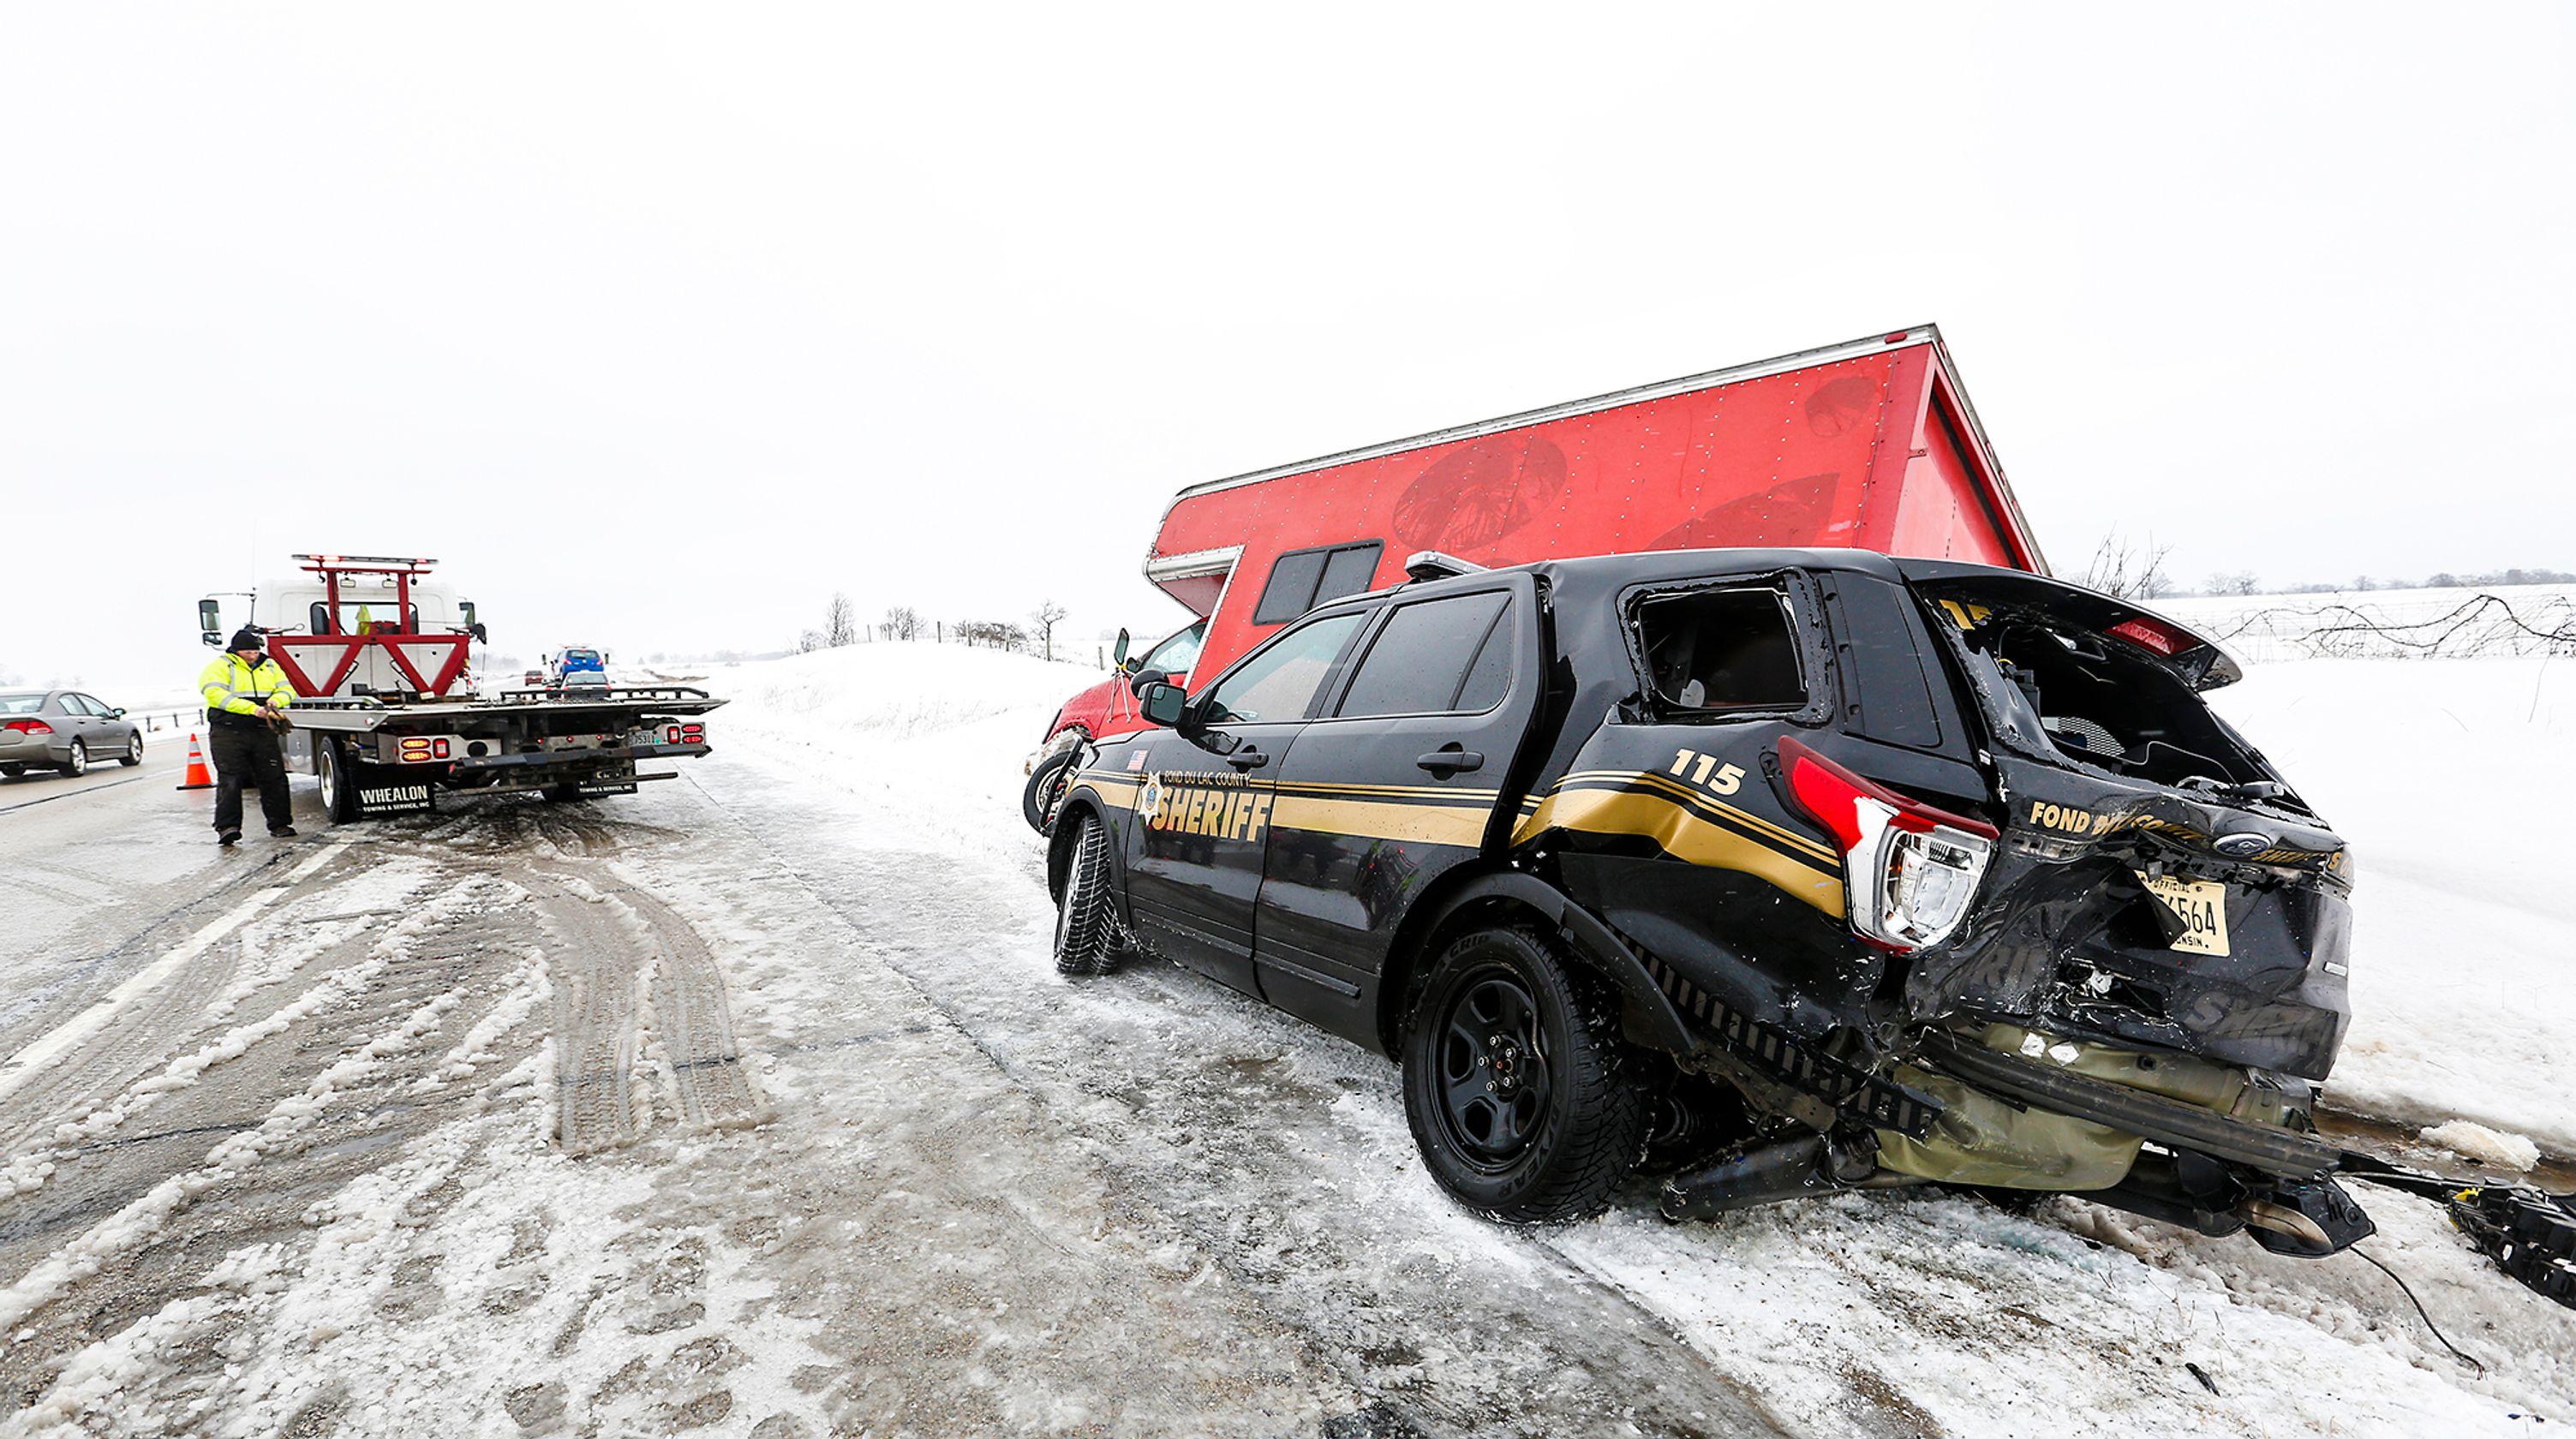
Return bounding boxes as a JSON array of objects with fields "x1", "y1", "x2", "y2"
[
  {"x1": 1127, "y1": 666, "x2": 1169, "y2": 696},
  {"x1": 1138, "y1": 680, "x2": 1188, "y2": 729}
]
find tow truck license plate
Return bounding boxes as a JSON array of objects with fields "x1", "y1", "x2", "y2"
[{"x1": 2137, "y1": 872, "x2": 2230, "y2": 956}]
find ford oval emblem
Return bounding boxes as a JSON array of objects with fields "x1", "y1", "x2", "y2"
[{"x1": 2214, "y1": 832, "x2": 2273, "y2": 857}]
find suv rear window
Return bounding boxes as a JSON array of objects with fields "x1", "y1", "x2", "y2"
[
  {"x1": 1252, "y1": 542, "x2": 1384, "y2": 624},
  {"x1": 1635, "y1": 588, "x2": 1805, "y2": 712},
  {"x1": 1335, "y1": 591, "x2": 1512, "y2": 719},
  {"x1": 1930, "y1": 600, "x2": 2278, "y2": 794}
]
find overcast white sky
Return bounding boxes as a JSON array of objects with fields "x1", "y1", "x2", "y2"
[{"x1": 3, "y1": 3, "x2": 2569, "y2": 696}]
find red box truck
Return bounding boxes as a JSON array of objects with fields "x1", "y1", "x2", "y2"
[{"x1": 1025, "y1": 324, "x2": 2047, "y2": 822}]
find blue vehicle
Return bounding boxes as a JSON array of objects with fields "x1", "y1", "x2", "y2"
[{"x1": 548, "y1": 646, "x2": 610, "y2": 690}]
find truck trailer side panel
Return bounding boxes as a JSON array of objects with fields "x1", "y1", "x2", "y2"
[{"x1": 1147, "y1": 325, "x2": 2044, "y2": 687}]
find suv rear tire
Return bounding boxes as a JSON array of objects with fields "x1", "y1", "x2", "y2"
[
  {"x1": 1052, "y1": 810, "x2": 1119, "y2": 976},
  {"x1": 1402, "y1": 925, "x2": 1648, "y2": 1224}
]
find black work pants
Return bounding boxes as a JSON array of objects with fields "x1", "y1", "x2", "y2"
[{"x1": 209, "y1": 722, "x2": 293, "y2": 835}]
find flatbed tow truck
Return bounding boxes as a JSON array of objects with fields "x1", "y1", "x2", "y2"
[{"x1": 198, "y1": 554, "x2": 723, "y2": 823}]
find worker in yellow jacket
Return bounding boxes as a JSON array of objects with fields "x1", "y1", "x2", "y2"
[{"x1": 198, "y1": 629, "x2": 297, "y2": 845}]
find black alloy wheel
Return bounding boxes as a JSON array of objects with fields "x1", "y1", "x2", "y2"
[
  {"x1": 1402, "y1": 925, "x2": 1648, "y2": 1224},
  {"x1": 1436, "y1": 970, "x2": 1554, "y2": 1166}
]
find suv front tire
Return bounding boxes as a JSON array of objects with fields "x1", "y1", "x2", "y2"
[
  {"x1": 1402, "y1": 924, "x2": 1649, "y2": 1224},
  {"x1": 1052, "y1": 810, "x2": 1121, "y2": 976}
]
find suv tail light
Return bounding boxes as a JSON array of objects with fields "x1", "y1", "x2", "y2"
[
  {"x1": 4, "y1": 720, "x2": 53, "y2": 736},
  {"x1": 1778, "y1": 737, "x2": 1998, "y2": 952}
]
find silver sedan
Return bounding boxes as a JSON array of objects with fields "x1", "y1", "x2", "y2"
[{"x1": 0, "y1": 689, "x2": 145, "y2": 779}]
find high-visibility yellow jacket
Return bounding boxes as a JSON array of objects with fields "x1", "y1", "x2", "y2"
[{"x1": 199, "y1": 654, "x2": 297, "y2": 721}]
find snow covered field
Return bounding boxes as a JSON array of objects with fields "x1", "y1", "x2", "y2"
[{"x1": 1, "y1": 634, "x2": 2567, "y2": 1437}]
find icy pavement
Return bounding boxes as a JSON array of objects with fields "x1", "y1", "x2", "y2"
[{"x1": 0, "y1": 641, "x2": 2567, "y2": 1437}]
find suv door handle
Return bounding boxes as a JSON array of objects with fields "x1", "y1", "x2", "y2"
[
  {"x1": 1226, "y1": 747, "x2": 1268, "y2": 771},
  {"x1": 1416, "y1": 745, "x2": 1484, "y2": 776}
]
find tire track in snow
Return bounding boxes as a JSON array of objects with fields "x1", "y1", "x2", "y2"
[
  {"x1": 0, "y1": 845, "x2": 381, "y2": 1185},
  {"x1": 535, "y1": 863, "x2": 762, "y2": 1152},
  {"x1": 0, "y1": 872, "x2": 516, "y2": 1334}
]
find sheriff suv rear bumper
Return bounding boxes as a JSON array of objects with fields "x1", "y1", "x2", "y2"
[{"x1": 1910, "y1": 1028, "x2": 2340, "y2": 1178}]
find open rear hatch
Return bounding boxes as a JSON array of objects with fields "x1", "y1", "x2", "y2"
[{"x1": 1894, "y1": 563, "x2": 2354, "y2": 1083}]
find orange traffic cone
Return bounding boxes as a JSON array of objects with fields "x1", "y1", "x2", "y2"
[{"x1": 176, "y1": 732, "x2": 215, "y2": 791}]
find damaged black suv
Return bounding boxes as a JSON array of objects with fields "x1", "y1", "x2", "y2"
[{"x1": 1046, "y1": 548, "x2": 2370, "y2": 1255}]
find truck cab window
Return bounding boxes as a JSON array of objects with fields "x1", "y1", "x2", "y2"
[
  {"x1": 1334, "y1": 591, "x2": 1512, "y2": 719},
  {"x1": 1252, "y1": 541, "x2": 1384, "y2": 624},
  {"x1": 1201, "y1": 612, "x2": 1364, "y2": 724},
  {"x1": 1143, "y1": 621, "x2": 1207, "y2": 675},
  {"x1": 1635, "y1": 588, "x2": 1804, "y2": 712}
]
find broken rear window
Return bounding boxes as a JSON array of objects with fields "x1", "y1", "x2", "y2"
[
  {"x1": 1634, "y1": 588, "x2": 1806, "y2": 714},
  {"x1": 1933, "y1": 602, "x2": 2285, "y2": 796}
]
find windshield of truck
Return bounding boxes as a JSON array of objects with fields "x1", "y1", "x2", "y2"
[
  {"x1": 308, "y1": 601, "x2": 423, "y2": 636},
  {"x1": 1143, "y1": 623, "x2": 1206, "y2": 676},
  {"x1": 1930, "y1": 600, "x2": 2286, "y2": 798}
]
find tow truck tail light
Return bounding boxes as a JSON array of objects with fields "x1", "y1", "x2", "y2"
[
  {"x1": 665, "y1": 723, "x2": 704, "y2": 744},
  {"x1": 3, "y1": 720, "x2": 51, "y2": 736},
  {"x1": 397, "y1": 737, "x2": 453, "y2": 762},
  {"x1": 1778, "y1": 737, "x2": 1998, "y2": 952}
]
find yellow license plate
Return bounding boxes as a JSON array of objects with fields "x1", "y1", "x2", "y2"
[{"x1": 2137, "y1": 872, "x2": 2230, "y2": 956}]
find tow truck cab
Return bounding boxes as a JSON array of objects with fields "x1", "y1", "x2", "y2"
[{"x1": 1052, "y1": 548, "x2": 2366, "y2": 1253}]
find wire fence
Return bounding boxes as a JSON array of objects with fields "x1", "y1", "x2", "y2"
[{"x1": 2158, "y1": 588, "x2": 2576, "y2": 664}]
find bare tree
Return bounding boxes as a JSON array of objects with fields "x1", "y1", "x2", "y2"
[
  {"x1": 2083, "y1": 531, "x2": 2174, "y2": 601},
  {"x1": 825, "y1": 592, "x2": 858, "y2": 648},
  {"x1": 1031, "y1": 599, "x2": 1069, "y2": 661},
  {"x1": 2205, "y1": 570, "x2": 2260, "y2": 597},
  {"x1": 881, "y1": 605, "x2": 922, "y2": 642},
  {"x1": 797, "y1": 629, "x2": 824, "y2": 654}
]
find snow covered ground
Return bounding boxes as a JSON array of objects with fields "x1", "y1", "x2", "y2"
[
  {"x1": 703, "y1": 640, "x2": 2576, "y2": 1435},
  {"x1": 2, "y1": 635, "x2": 2567, "y2": 1437}
]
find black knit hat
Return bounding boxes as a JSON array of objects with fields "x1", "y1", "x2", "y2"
[{"x1": 228, "y1": 628, "x2": 265, "y2": 653}]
